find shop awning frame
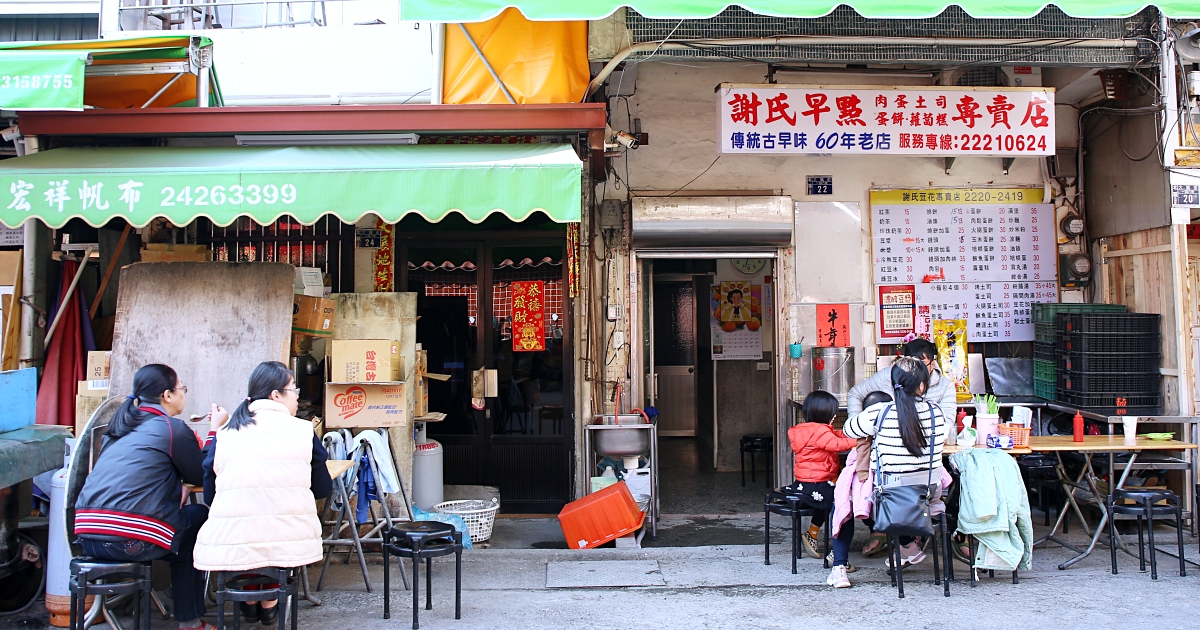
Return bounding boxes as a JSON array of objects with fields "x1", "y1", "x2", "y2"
[
  {"x1": 0, "y1": 35, "x2": 220, "y2": 111},
  {"x1": 401, "y1": 1, "x2": 1197, "y2": 21},
  {"x1": 0, "y1": 143, "x2": 582, "y2": 229}
]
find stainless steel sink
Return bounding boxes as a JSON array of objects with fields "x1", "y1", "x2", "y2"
[{"x1": 590, "y1": 415, "x2": 651, "y2": 457}]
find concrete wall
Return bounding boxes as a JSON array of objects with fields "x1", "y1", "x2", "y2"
[
  {"x1": 1082, "y1": 95, "x2": 1170, "y2": 238},
  {"x1": 612, "y1": 61, "x2": 1044, "y2": 473},
  {"x1": 711, "y1": 259, "x2": 775, "y2": 471}
]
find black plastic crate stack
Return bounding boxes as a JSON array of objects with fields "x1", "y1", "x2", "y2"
[
  {"x1": 1031, "y1": 303, "x2": 1126, "y2": 401},
  {"x1": 1056, "y1": 312, "x2": 1162, "y2": 415}
]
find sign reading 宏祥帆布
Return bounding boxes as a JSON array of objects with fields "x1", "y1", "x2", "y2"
[{"x1": 718, "y1": 85, "x2": 1055, "y2": 157}]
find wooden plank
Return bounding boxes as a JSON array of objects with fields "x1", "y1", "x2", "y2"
[{"x1": 109, "y1": 262, "x2": 294, "y2": 420}]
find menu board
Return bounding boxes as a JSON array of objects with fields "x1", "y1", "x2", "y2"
[{"x1": 871, "y1": 188, "x2": 1058, "y2": 342}]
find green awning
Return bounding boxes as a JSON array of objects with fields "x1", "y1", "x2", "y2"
[
  {"x1": 0, "y1": 51, "x2": 86, "y2": 110},
  {"x1": 0, "y1": 143, "x2": 582, "y2": 229},
  {"x1": 402, "y1": 1, "x2": 1190, "y2": 20}
]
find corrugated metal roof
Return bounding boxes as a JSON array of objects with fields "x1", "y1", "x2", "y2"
[{"x1": 0, "y1": 16, "x2": 98, "y2": 43}]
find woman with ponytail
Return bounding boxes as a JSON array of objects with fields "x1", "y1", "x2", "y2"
[
  {"x1": 841, "y1": 357, "x2": 949, "y2": 577},
  {"x1": 75, "y1": 364, "x2": 228, "y2": 630},
  {"x1": 193, "y1": 361, "x2": 332, "y2": 626}
]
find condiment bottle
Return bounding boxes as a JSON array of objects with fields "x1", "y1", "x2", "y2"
[{"x1": 1072, "y1": 411, "x2": 1084, "y2": 442}]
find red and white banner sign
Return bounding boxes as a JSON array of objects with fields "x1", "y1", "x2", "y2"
[{"x1": 718, "y1": 85, "x2": 1055, "y2": 156}]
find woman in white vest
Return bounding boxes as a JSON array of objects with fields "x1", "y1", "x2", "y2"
[{"x1": 193, "y1": 361, "x2": 333, "y2": 625}]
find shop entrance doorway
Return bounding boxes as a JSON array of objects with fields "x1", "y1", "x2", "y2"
[
  {"x1": 397, "y1": 216, "x2": 573, "y2": 514},
  {"x1": 638, "y1": 255, "x2": 778, "y2": 515}
]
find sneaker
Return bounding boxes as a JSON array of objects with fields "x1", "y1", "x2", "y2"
[
  {"x1": 884, "y1": 542, "x2": 927, "y2": 569},
  {"x1": 825, "y1": 550, "x2": 857, "y2": 572},
  {"x1": 826, "y1": 564, "x2": 852, "y2": 588},
  {"x1": 801, "y1": 531, "x2": 821, "y2": 558}
]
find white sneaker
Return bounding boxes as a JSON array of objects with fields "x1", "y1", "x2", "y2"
[{"x1": 826, "y1": 564, "x2": 852, "y2": 588}]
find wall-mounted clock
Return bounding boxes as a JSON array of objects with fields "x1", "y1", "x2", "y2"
[{"x1": 731, "y1": 258, "x2": 767, "y2": 275}]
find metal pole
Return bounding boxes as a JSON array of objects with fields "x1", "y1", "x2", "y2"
[
  {"x1": 141, "y1": 72, "x2": 185, "y2": 108},
  {"x1": 43, "y1": 246, "x2": 93, "y2": 347},
  {"x1": 456, "y1": 23, "x2": 516, "y2": 105}
]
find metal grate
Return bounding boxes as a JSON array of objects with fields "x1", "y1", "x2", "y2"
[
  {"x1": 625, "y1": 6, "x2": 1156, "y2": 67},
  {"x1": 956, "y1": 67, "x2": 1007, "y2": 86}
]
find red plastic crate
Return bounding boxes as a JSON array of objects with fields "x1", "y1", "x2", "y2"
[{"x1": 558, "y1": 481, "x2": 644, "y2": 550}]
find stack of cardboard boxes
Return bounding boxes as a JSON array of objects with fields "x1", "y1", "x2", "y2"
[
  {"x1": 325, "y1": 339, "x2": 407, "y2": 429},
  {"x1": 76, "y1": 351, "x2": 111, "y2": 436},
  {"x1": 140, "y1": 243, "x2": 212, "y2": 262}
]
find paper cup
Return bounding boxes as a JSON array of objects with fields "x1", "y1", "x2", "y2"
[{"x1": 1123, "y1": 417, "x2": 1138, "y2": 443}]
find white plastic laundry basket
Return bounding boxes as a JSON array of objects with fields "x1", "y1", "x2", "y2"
[{"x1": 434, "y1": 498, "x2": 500, "y2": 543}]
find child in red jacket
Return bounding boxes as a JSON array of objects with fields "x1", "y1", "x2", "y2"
[{"x1": 786, "y1": 390, "x2": 857, "y2": 558}]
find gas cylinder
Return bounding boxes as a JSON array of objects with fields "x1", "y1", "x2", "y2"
[{"x1": 46, "y1": 439, "x2": 85, "y2": 627}]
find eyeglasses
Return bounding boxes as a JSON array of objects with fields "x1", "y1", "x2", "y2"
[
  {"x1": 282, "y1": 387, "x2": 300, "y2": 396},
  {"x1": 174, "y1": 385, "x2": 189, "y2": 394}
]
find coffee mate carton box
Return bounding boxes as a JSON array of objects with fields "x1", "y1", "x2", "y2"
[{"x1": 324, "y1": 382, "x2": 407, "y2": 428}]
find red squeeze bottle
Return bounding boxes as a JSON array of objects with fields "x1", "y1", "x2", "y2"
[{"x1": 1073, "y1": 411, "x2": 1085, "y2": 442}]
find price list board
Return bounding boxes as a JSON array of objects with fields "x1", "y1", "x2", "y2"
[
  {"x1": 871, "y1": 188, "x2": 1058, "y2": 342},
  {"x1": 915, "y1": 281, "x2": 1058, "y2": 341}
]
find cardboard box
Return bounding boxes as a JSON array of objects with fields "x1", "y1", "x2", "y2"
[
  {"x1": 331, "y1": 339, "x2": 402, "y2": 382},
  {"x1": 415, "y1": 348, "x2": 428, "y2": 377},
  {"x1": 324, "y1": 382, "x2": 407, "y2": 428},
  {"x1": 415, "y1": 372, "x2": 450, "y2": 417},
  {"x1": 295, "y1": 267, "x2": 325, "y2": 298},
  {"x1": 290, "y1": 333, "x2": 314, "y2": 356},
  {"x1": 140, "y1": 249, "x2": 211, "y2": 263},
  {"x1": 75, "y1": 394, "x2": 107, "y2": 437},
  {"x1": 86, "y1": 351, "x2": 111, "y2": 381},
  {"x1": 145, "y1": 243, "x2": 209, "y2": 253},
  {"x1": 292, "y1": 295, "x2": 336, "y2": 337},
  {"x1": 78, "y1": 379, "x2": 110, "y2": 398}
]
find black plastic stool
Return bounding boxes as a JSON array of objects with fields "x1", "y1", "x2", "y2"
[
  {"x1": 1107, "y1": 488, "x2": 1187, "y2": 580},
  {"x1": 763, "y1": 490, "x2": 830, "y2": 574},
  {"x1": 884, "y1": 513, "x2": 952, "y2": 599},
  {"x1": 741, "y1": 434, "x2": 773, "y2": 487},
  {"x1": 214, "y1": 567, "x2": 299, "y2": 630},
  {"x1": 382, "y1": 521, "x2": 463, "y2": 630},
  {"x1": 69, "y1": 558, "x2": 152, "y2": 630}
]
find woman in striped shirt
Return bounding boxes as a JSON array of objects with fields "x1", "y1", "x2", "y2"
[{"x1": 843, "y1": 356, "x2": 947, "y2": 568}]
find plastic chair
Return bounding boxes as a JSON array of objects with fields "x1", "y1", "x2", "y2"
[
  {"x1": 763, "y1": 490, "x2": 830, "y2": 574},
  {"x1": 1107, "y1": 488, "x2": 1187, "y2": 580},
  {"x1": 69, "y1": 558, "x2": 152, "y2": 630},
  {"x1": 741, "y1": 434, "x2": 773, "y2": 487},
  {"x1": 213, "y1": 568, "x2": 299, "y2": 630},
  {"x1": 382, "y1": 522, "x2": 463, "y2": 630}
]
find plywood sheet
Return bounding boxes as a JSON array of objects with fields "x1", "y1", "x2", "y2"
[
  {"x1": 1100, "y1": 227, "x2": 1180, "y2": 414},
  {"x1": 109, "y1": 262, "x2": 294, "y2": 419}
]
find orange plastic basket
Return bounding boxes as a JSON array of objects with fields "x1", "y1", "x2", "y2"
[
  {"x1": 999, "y1": 423, "x2": 1031, "y2": 448},
  {"x1": 558, "y1": 481, "x2": 644, "y2": 550}
]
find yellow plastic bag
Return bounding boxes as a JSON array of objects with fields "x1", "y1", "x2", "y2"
[{"x1": 933, "y1": 319, "x2": 971, "y2": 402}]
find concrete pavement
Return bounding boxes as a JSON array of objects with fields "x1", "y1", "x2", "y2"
[{"x1": 7, "y1": 518, "x2": 1198, "y2": 629}]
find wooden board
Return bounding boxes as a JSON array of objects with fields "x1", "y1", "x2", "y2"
[
  {"x1": 109, "y1": 262, "x2": 294, "y2": 420},
  {"x1": 1099, "y1": 226, "x2": 1181, "y2": 414}
]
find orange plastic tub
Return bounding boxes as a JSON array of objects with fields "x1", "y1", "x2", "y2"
[{"x1": 558, "y1": 481, "x2": 644, "y2": 549}]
